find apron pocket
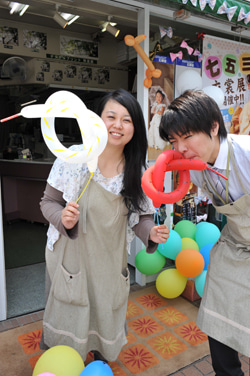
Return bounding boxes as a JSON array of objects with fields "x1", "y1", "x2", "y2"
[
  {"x1": 113, "y1": 267, "x2": 130, "y2": 310},
  {"x1": 53, "y1": 264, "x2": 88, "y2": 306}
]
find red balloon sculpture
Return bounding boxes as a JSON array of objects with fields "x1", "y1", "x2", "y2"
[{"x1": 142, "y1": 150, "x2": 227, "y2": 208}]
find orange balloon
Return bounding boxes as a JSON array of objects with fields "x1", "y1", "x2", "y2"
[
  {"x1": 145, "y1": 68, "x2": 153, "y2": 78},
  {"x1": 152, "y1": 68, "x2": 162, "y2": 78},
  {"x1": 175, "y1": 248, "x2": 204, "y2": 278},
  {"x1": 144, "y1": 77, "x2": 152, "y2": 88}
]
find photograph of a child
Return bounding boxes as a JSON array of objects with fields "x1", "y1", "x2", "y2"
[
  {"x1": 147, "y1": 60, "x2": 174, "y2": 161},
  {"x1": 148, "y1": 87, "x2": 170, "y2": 150}
]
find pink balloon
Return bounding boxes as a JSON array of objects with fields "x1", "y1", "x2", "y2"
[{"x1": 37, "y1": 373, "x2": 57, "y2": 376}]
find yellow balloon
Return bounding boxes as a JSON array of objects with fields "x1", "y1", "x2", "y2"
[
  {"x1": 33, "y1": 345, "x2": 85, "y2": 376},
  {"x1": 181, "y1": 237, "x2": 199, "y2": 251},
  {"x1": 156, "y1": 268, "x2": 188, "y2": 299}
]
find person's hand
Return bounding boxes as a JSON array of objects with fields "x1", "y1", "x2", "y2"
[
  {"x1": 149, "y1": 224, "x2": 169, "y2": 244},
  {"x1": 61, "y1": 202, "x2": 79, "y2": 230}
]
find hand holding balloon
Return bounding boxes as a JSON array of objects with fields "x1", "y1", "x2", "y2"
[
  {"x1": 61, "y1": 202, "x2": 80, "y2": 230},
  {"x1": 149, "y1": 224, "x2": 169, "y2": 244}
]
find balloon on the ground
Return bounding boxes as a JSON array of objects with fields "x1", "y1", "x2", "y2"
[
  {"x1": 176, "y1": 69, "x2": 202, "y2": 94},
  {"x1": 176, "y1": 248, "x2": 204, "y2": 278},
  {"x1": 156, "y1": 268, "x2": 188, "y2": 299},
  {"x1": 158, "y1": 229, "x2": 182, "y2": 260},
  {"x1": 181, "y1": 237, "x2": 199, "y2": 251},
  {"x1": 79, "y1": 360, "x2": 113, "y2": 376},
  {"x1": 195, "y1": 270, "x2": 207, "y2": 297},
  {"x1": 199, "y1": 243, "x2": 214, "y2": 270},
  {"x1": 174, "y1": 220, "x2": 197, "y2": 240},
  {"x1": 195, "y1": 222, "x2": 220, "y2": 249},
  {"x1": 32, "y1": 345, "x2": 85, "y2": 376},
  {"x1": 135, "y1": 248, "x2": 166, "y2": 275}
]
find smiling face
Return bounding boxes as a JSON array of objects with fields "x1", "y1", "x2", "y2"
[
  {"x1": 168, "y1": 123, "x2": 220, "y2": 165},
  {"x1": 101, "y1": 99, "x2": 134, "y2": 150},
  {"x1": 155, "y1": 92, "x2": 163, "y2": 104}
]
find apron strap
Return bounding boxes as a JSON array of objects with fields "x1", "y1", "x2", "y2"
[
  {"x1": 228, "y1": 135, "x2": 248, "y2": 195},
  {"x1": 203, "y1": 135, "x2": 248, "y2": 205},
  {"x1": 202, "y1": 146, "x2": 230, "y2": 205}
]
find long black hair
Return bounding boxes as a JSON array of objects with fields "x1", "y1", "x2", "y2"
[
  {"x1": 96, "y1": 89, "x2": 148, "y2": 215},
  {"x1": 159, "y1": 89, "x2": 227, "y2": 142}
]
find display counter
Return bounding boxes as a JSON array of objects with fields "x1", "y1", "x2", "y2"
[{"x1": 0, "y1": 159, "x2": 54, "y2": 224}]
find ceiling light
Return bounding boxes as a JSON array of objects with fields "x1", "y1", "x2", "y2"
[
  {"x1": 9, "y1": 2, "x2": 29, "y2": 16},
  {"x1": 60, "y1": 12, "x2": 80, "y2": 25},
  {"x1": 19, "y1": 4, "x2": 29, "y2": 16},
  {"x1": 68, "y1": 15, "x2": 80, "y2": 25},
  {"x1": 106, "y1": 23, "x2": 120, "y2": 37},
  {"x1": 100, "y1": 16, "x2": 120, "y2": 37},
  {"x1": 53, "y1": 11, "x2": 68, "y2": 28},
  {"x1": 9, "y1": 2, "x2": 20, "y2": 14}
]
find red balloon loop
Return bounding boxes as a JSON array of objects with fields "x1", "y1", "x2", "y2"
[{"x1": 142, "y1": 150, "x2": 208, "y2": 208}]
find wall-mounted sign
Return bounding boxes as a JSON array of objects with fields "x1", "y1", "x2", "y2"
[{"x1": 46, "y1": 53, "x2": 97, "y2": 64}]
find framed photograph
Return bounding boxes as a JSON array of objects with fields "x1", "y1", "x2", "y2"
[{"x1": 60, "y1": 36, "x2": 98, "y2": 59}]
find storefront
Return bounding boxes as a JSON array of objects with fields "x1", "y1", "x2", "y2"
[{"x1": 0, "y1": 0, "x2": 250, "y2": 321}]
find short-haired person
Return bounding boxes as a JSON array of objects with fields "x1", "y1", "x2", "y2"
[{"x1": 159, "y1": 89, "x2": 250, "y2": 376}]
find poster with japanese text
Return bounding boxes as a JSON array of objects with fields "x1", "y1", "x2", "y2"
[{"x1": 202, "y1": 35, "x2": 250, "y2": 135}]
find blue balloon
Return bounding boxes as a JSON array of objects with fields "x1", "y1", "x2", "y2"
[
  {"x1": 80, "y1": 361, "x2": 113, "y2": 376},
  {"x1": 196, "y1": 221, "x2": 207, "y2": 230},
  {"x1": 195, "y1": 270, "x2": 207, "y2": 297},
  {"x1": 158, "y1": 229, "x2": 182, "y2": 260},
  {"x1": 195, "y1": 222, "x2": 220, "y2": 249},
  {"x1": 199, "y1": 243, "x2": 214, "y2": 270}
]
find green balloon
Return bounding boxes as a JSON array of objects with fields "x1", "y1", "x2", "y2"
[
  {"x1": 135, "y1": 248, "x2": 166, "y2": 275},
  {"x1": 174, "y1": 220, "x2": 197, "y2": 240}
]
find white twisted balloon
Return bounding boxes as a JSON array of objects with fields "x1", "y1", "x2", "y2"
[{"x1": 21, "y1": 90, "x2": 108, "y2": 172}]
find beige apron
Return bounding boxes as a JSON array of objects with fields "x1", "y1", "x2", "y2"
[
  {"x1": 197, "y1": 137, "x2": 250, "y2": 357},
  {"x1": 43, "y1": 179, "x2": 130, "y2": 362}
]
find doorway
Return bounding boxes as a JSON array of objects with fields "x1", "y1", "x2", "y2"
[{"x1": 4, "y1": 219, "x2": 47, "y2": 318}]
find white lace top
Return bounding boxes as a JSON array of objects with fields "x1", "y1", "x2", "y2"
[{"x1": 46, "y1": 145, "x2": 155, "y2": 253}]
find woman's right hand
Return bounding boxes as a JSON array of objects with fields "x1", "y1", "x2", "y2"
[{"x1": 61, "y1": 202, "x2": 79, "y2": 229}]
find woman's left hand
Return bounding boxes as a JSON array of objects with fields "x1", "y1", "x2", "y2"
[{"x1": 149, "y1": 224, "x2": 169, "y2": 244}]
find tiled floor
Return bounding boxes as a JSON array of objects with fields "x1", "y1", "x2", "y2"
[{"x1": 0, "y1": 282, "x2": 249, "y2": 376}]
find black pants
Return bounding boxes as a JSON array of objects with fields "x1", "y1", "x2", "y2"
[{"x1": 208, "y1": 337, "x2": 244, "y2": 376}]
